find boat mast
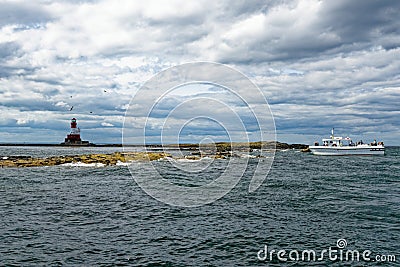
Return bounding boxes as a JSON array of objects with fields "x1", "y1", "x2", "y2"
[{"x1": 331, "y1": 128, "x2": 334, "y2": 139}]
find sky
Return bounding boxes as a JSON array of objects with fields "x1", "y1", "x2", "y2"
[{"x1": 0, "y1": 0, "x2": 399, "y2": 145}]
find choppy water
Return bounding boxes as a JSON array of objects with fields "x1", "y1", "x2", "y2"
[{"x1": 0, "y1": 146, "x2": 399, "y2": 266}]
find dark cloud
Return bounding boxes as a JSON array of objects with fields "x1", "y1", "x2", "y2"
[
  {"x1": 220, "y1": 0, "x2": 286, "y2": 19},
  {"x1": 0, "y1": 42, "x2": 21, "y2": 61},
  {"x1": 218, "y1": 0, "x2": 400, "y2": 64},
  {"x1": 0, "y1": 2, "x2": 53, "y2": 27},
  {"x1": 25, "y1": 77, "x2": 66, "y2": 86},
  {"x1": 2, "y1": 99, "x2": 63, "y2": 112},
  {"x1": 0, "y1": 65, "x2": 33, "y2": 78},
  {"x1": 320, "y1": 0, "x2": 400, "y2": 41}
]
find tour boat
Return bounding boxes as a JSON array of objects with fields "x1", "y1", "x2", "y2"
[{"x1": 309, "y1": 129, "x2": 385, "y2": 156}]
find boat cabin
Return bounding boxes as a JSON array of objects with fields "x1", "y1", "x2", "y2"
[{"x1": 321, "y1": 136, "x2": 353, "y2": 147}]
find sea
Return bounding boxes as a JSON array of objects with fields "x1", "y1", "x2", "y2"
[{"x1": 0, "y1": 146, "x2": 399, "y2": 266}]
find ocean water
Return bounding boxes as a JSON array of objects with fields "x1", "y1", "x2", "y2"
[{"x1": 0, "y1": 146, "x2": 399, "y2": 266}]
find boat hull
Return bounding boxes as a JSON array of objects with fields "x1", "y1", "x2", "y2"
[{"x1": 309, "y1": 146, "x2": 384, "y2": 156}]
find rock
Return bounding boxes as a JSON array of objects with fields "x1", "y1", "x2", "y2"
[
  {"x1": 0, "y1": 151, "x2": 173, "y2": 168},
  {"x1": 184, "y1": 155, "x2": 200, "y2": 160},
  {"x1": 0, "y1": 141, "x2": 310, "y2": 168}
]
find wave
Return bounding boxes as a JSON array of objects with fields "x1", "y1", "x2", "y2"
[
  {"x1": 116, "y1": 160, "x2": 134, "y2": 166},
  {"x1": 60, "y1": 162, "x2": 106, "y2": 167}
]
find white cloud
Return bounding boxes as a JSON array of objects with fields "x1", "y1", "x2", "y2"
[
  {"x1": 101, "y1": 122, "x2": 114, "y2": 127},
  {"x1": 55, "y1": 101, "x2": 68, "y2": 107},
  {"x1": 16, "y1": 118, "x2": 28, "y2": 125}
]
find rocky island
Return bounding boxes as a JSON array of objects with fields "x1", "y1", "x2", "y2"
[
  {"x1": 0, "y1": 152, "x2": 170, "y2": 168},
  {"x1": 0, "y1": 141, "x2": 309, "y2": 168}
]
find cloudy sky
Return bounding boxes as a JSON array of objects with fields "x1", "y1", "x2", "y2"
[{"x1": 1, "y1": 0, "x2": 399, "y2": 145}]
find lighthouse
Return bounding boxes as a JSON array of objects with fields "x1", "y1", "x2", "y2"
[
  {"x1": 61, "y1": 118, "x2": 91, "y2": 145},
  {"x1": 65, "y1": 118, "x2": 81, "y2": 143}
]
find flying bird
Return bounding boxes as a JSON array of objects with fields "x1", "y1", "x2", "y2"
[{"x1": 69, "y1": 106, "x2": 74, "y2": 111}]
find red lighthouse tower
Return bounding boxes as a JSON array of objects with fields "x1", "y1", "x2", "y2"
[
  {"x1": 65, "y1": 118, "x2": 81, "y2": 143},
  {"x1": 62, "y1": 118, "x2": 90, "y2": 145}
]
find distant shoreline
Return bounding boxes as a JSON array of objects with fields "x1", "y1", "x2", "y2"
[
  {"x1": 0, "y1": 141, "x2": 309, "y2": 149},
  {"x1": 0, "y1": 143, "x2": 125, "y2": 147}
]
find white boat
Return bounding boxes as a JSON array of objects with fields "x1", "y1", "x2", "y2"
[{"x1": 309, "y1": 129, "x2": 385, "y2": 156}]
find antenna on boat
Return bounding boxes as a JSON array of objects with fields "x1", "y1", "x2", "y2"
[{"x1": 331, "y1": 128, "x2": 334, "y2": 139}]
